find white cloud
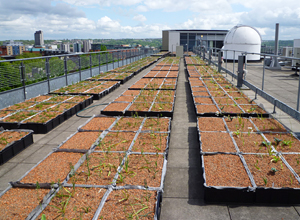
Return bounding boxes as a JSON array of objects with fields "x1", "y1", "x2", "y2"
[
  {"x1": 61, "y1": 0, "x2": 143, "y2": 7},
  {"x1": 133, "y1": 14, "x2": 147, "y2": 22}
]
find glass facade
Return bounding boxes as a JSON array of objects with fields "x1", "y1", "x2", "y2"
[{"x1": 179, "y1": 32, "x2": 225, "y2": 52}]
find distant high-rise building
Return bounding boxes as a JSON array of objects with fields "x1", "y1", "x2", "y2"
[
  {"x1": 61, "y1": 43, "x2": 70, "y2": 53},
  {"x1": 83, "y1": 40, "x2": 92, "y2": 52},
  {"x1": 34, "y1": 30, "x2": 44, "y2": 46},
  {"x1": 73, "y1": 43, "x2": 81, "y2": 53}
]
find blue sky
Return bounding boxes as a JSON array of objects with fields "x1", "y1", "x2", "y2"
[{"x1": 0, "y1": 0, "x2": 299, "y2": 40}]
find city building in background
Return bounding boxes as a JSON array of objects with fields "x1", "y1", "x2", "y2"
[
  {"x1": 34, "y1": 30, "x2": 44, "y2": 46},
  {"x1": 61, "y1": 43, "x2": 70, "y2": 53},
  {"x1": 73, "y1": 42, "x2": 81, "y2": 52},
  {"x1": 0, "y1": 40, "x2": 25, "y2": 56},
  {"x1": 83, "y1": 40, "x2": 92, "y2": 52},
  {"x1": 162, "y1": 29, "x2": 228, "y2": 52}
]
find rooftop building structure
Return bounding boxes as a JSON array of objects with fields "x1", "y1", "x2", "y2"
[{"x1": 162, "y1": 29, "x2": 228, "y2": 52}]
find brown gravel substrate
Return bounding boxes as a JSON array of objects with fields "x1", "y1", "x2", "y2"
[
  {"x1": 0, "y1": 188, "x2": 49, "y2": 220},
  {"x1": 115, "y1": 96, "x2": 136, "y2": 102},
  {"x1": 0, "y1": 110, "x2": 15, "y2": 118},
  {"x1": 60, "y1": 132, "x2": 101, "y2": 150},
  {"x1": 233, "y1": 97, "x2": 255, "y2": 104},
  {"x1": 142, "y1": 118, "x2": 170, "y2": 132},
  {"x1": 102, "y1": 103, "x2": 129, "y2": 112},
  {"x1": 244, "y1": 154, "x2": 300, "y2": 188},
  {"x1": 203, "y1": 154, "x2": 251, "y2": 187},
  {"x1": 227, "y1": 91, "x2": 248, "y2": 98},
  {"x1": 192, "y1": 87, "x2": 207, "y2": 92},
  {"x1": 263, "y1": 133, "x2": 300, "y2": 153},
  {"x1": 201, "y1": 132, "x2": 236, "y2": 152},
  {"x1": 132, "y1": 133, "x2": 168, "y2": 153},
  {"x1": 214, "y1": 97, "x2": 235, "y2": 105},
  {"x1": 20, "y1": 152, "x2": 82, "y2": 184},
  {"x1": 196, "y1": 104, "x2": 218, "y2": 114},
  {"x1": 240, "y1": 105, "x2": 267, "y2": 114},
  {"x1": 122, "y1": 90, "x2": 141, "y2": 96},
  {"x1": 282, "y1": 154, "x2": 300, "y2": 177},
  {"x1": 99, "y1": 189, "x2": 156, "y2": 219},
  {"x1": 96, "y1": 132, "x2": 136, "y2": 152},
  {"x1": 198, "y1": 117, "x2": 226, "y2": 131},
  {"x1": 209, "y1": 91, "x2": 228, "y2": 98},
  {"x1": 26, "y1": 95, "x2": 52, "y2": 102},
  {"x1": 225, "y1": 117, "x2": 256, "y2": 132},
  {"x1": 0, "y1": 131, "x2": 29, "y2": 150},
  {"x1": 81, "y1": 117, "x2": 116, "y2": 131},
  {"x1": 219, "y1": 104, "x2": 242, "y2": 114},
  {"x1": 193, "y1": 91, "x2": 210, "y2": 97},
  {"x1": 2, "y1": 111, "x2": 37, "y2": 122},
  {"x1": 49, "y1": 103, "x2": 77, "y2": 112},
  {"x1": 194, "y1": 97, "x2": 213, "y2": 104},
  {"x1": 128, "y1": 102, "x2": 152, "y2": 112},
  {"x1": 40, "y1": 187, "x2": 106, "y2": 220},
  {"x1": 2, "y1": 101, "x2": 36, "y2": 111},
  {"x1": 111, "y1": 117, "x2": 144, "y2": 131},
  {"x1": 68, "y1": 152, "x2": 124, "y2": 185},
  {"x1": 24, "y1": 111, "x2": 61, "y2": 123},
  {"x1": 151, "y1": 103, "x2": 173, "y2": 112},
  {"x1": 116, "y1": 154, "x2": 164, "y2": 187},
  {"x1": 233, "y1": 133, "x2": 268, "y2": 153},
  {"x1": 251, "y1": 118, "x2": 287, "y2": 132}
]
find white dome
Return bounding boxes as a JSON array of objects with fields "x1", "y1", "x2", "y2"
[
  {"x1": 224, "y1": 25, "x2": 261, "y2": 45},
  {"x1": 223, "y1": 25, "x2": 262, "y2": 61}
]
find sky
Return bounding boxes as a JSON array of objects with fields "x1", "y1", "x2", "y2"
[{"x1": 0, "y1": 0, "x2": 300, "y2": 41}]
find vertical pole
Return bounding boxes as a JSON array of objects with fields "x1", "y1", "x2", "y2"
[
  {"x1": 297, "y1": 74, "x2": 300, "y2": 111},
  {"x1": 113, "y1": 51, "x2": 115, "y2": 70},
  {"x1": 218, "y1": 51, "x2": 222, "y2": 73},
  {"x1": 118, "y1": 50, "x2": 120, "y2": 67},
  {"x1": 237, "y1": 55, "x2": 245, "y2": 88},
  {"x1": 98, "y1": 53, "x2": 101, "y2": 74},
  {"x1": 78, "y1": 55, "x2": 82, "y2": 82},
  {"x1": 232, "y1": 51, "x2": 235, "y2": 81},
  {"x1": 46, "y1": 58, "x2": 50, "y2": 93},
  {"x1": 262, "y1": 55, "x2": 266, "y2": 91},
  {"x1": 122, "y1": 50, "x2": 124, "y2": 66},
  {"x1": 89, "y1": 54, "x2": 92, "y2": 77},
  {"x1": 106, "y1": 53, "x2": 108, "y2": 72},
  {"x1": 20, "y1": 61, "x2": 26, "y2": 100},
  {"x1": 209, "y1": 49, "x2": 212, "y2": 65},
  {"x1": 64, "y1": 56, "x2": 68, "y2": 86}
]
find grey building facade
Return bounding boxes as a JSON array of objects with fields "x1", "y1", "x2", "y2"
[{"x1": 162, "y1": 29, "x2": 228, "y2": 52}]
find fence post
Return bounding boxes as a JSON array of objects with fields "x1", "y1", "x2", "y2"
[
  {"x1": 297, "y1": 74, "x2": 300, "y2": 111},
  {"x1": 64, "y1": 56, "x2": 68, "y2": 86},
  {"x1": 262, "y1": 55, "x2": 266, "y2": 91},
  {"x1": 122, "y1": 50, "x2": 124, "y2": 66},
  {"x1": 113, "y1": 51, "x2": 115, "y2": 69},
  {"x1": 232, "y1": 51, "x2": 235, "y2": 81},
  {"x1": 218, "y1": 51, "x2": 222, "y2": 73},
  {"x1": 209, "y1": 49, "x2": 212, "y2": 65},
  {"x1": 106, "y1": 53, "x2": 108, "y2": 71},
  {"x1": 98, "y1": 53, "x2": 101, "y2": 74},
  {"x1": 20, "y1": 61, "x2": 26, "y2": 100},
  {"x1": 237, "y1": 55, "x2": 245, "y2": 88},
  {"x1": 46, "y1": 58, "x2": 50, "y2": 93},
  {"x1": 89, "y1": 54, "x2": 92, "y2": 77},
  {"x1": 118, "y1": 50, "x2": 120, "y2": 67},
  {"x1": 78, "y1": 55, "x2": 82, "y2": 81}
]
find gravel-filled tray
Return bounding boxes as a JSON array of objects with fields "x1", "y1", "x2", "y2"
[
  {"x1": 0, "y1": 129, "x2": 34, "y2": 165},
  {"x1": 86, "y1": 72, "x2": 135, "y2": 84},
  {"x1": 197, "y1": 116, "x2": 300, "y2": 203}
]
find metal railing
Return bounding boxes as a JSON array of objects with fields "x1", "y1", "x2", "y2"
[
  {"x1": 193, "y1": 46, "x2": 300, "y2": 122},
  {"x1": 0, "y1": 48, "x2": 158, "y2": 95}
]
